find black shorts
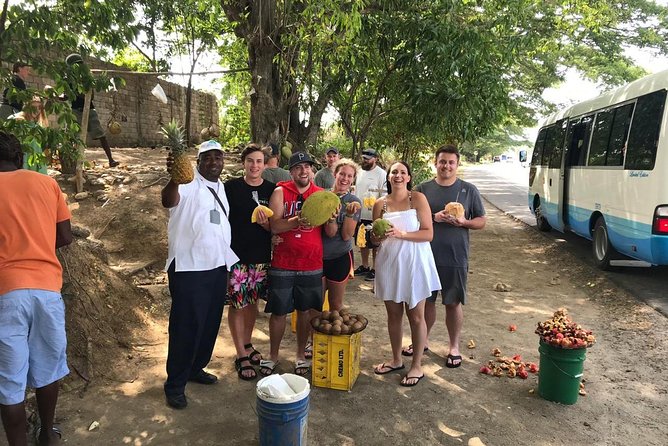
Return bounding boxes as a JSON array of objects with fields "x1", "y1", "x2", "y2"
[
  {"x1": 323, "y1": 251, "x2": 353, "y2": 283},
  {"x1": 426, "y1": 266, "x2": 468, "y2": 305},
  {"x1": 264, "y1": 268, "x2": 323, "y2": 316}
]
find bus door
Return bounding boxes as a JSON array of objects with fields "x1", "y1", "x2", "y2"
[
  {"x1": 544, "y1": 119, "x2": 567, "y2": 230},
  {"x1": 562, "y1": 116, "x2": 592, "y2": 230}
]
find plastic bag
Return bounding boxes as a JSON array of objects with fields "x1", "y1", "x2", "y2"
[{"x1": 151, "y1": 83, "x2": 168, "y2": 104}]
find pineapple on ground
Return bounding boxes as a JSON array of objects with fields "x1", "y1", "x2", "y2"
[{"x1": 161, "y1": 120, "x2": 193, "y2": 184}]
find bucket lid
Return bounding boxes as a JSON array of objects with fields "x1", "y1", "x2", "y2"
[{"x1": 256, "y1": 373, "x2": 310, "y2": 404}]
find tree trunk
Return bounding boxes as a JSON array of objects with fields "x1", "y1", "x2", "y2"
[{"x1": 248, "y1": 0, "x2": 280, "y2": 144}]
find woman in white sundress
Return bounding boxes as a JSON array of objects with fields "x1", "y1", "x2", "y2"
[{"x1": 369, "y1": 160, "x2": 440, "y2": 387}]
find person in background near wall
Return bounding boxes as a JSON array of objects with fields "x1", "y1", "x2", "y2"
[
  {"x1": 64, "y1": 53, "x2": 119, "y2": 167},
  {"x1": 161, "y1": 140, "x2": 239, "y2": 409},
  {"x1": 314, "y1": 146, "x2": 340, "y2": 189},
  {"x1": 0, "y1": 131, "x2": 73, "y2": 445},
  {"x1": 353, "y1": 148, "x2": 387, "y2": 281},
  {"x1": 401, "y1": 144, "x2": 486, "y2": 368},
  {"x1": 1, "y1": 63, "x2": 30, "y2": 120},
  {"x1": 371, "y1": 160, "x2": 440, "y2": 387},
  {"x1": 261, "y1": 143, "x2": 291, "y2": 183},
  {"x1": 322, "y1": 158, "x2": 362, "y2": 311},
  {"x1": 224, "y1": 143, "x2": 275, "y2": 381}
]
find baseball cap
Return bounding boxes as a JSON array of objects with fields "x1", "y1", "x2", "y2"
[
  {"x1": 362, "y1": 148, "x2": 378, "y2": 159},
  {"x1": 288, "y1": 151, "x2": 315, "y2": 169},
  {"x1": 65, "y1": 53, "x2": 84, "y2": 66},
  {"x1": 198, "y1": 140, "x2": 223, "y2": 157},
  {"x1": 326, "y1": 147, "x2": 339, "y2": 155}
]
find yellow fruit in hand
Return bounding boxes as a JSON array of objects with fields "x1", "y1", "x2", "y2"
[{"x1": 251, "y1": 205, "x2": 274, "y2": 223}]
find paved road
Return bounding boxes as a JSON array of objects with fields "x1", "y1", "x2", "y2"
[{"x1": 463, "y1": 162, "x2": 668, "y2": 317}]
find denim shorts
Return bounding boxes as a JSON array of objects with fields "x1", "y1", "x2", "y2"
[{"x1": 0, "y1": 289, "x2": 69, "y2": 405}]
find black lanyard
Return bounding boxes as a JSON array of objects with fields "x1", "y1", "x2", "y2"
[{"x1": 206, "y1": 186, "x2": 228, "y2": 218}]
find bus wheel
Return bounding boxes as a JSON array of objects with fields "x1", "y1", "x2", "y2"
[
  {"x1": 535, "y1": 203, "x2": 551, "y2": 232},
  {"x1": 593, "y1": 217, "x2": 614, "y2": 270}
]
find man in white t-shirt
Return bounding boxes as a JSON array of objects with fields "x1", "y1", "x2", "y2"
[
  {"x1": 161, "y1": 140, "x2": 239, "y2": 409},
  {"x1": 353, "y1": 148, "x2": 386, "y2": 281}
]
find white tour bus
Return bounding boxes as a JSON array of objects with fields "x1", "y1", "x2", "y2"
[{"x1": 528, "y1": 70, "x2": 668, "y2": 269}]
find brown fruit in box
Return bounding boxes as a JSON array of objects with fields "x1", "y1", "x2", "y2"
[
  {"x1": 352, "y1": 321, "x2": 363, "y2": 332},
  {"x1": 331, "y1": 325, "x2": 342, "y2": 335},
  {"x1": 332, "y1": 319, "x2": 343, "y2": 326},
  {"x1": 339, "y1": 308, "x2": 350, "y2": 316},
  {"x1": 329, "y1": 310, "x2": 340, "y2": 319},
  {"x1": 444, "y1": 202, "x2": 464, "y2": 218},
  {"x1": 311, "y1": 318, "x2": 321, "y2": 329},
  {"x1": 321, "y1": 310, "x2": 331, "y2": 320},
  {"x1": 321, "y1": 323, "x2": 332, "y2": 334},
  {"x1": 341, "y1": 324, "x2": 351, "y2": 335}
]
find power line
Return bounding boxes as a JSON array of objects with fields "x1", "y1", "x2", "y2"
[{"x1": 89, "y1": 67, "x2": 249, "y2": 76}]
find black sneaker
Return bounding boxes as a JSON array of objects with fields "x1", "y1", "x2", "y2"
[
  {"x1": 354, "y1": 265, "x2": 370, "y2": 275},
  {"x1": 365, "y1": 270, "x2": 375, "y2": 281},
  {"x1": 166, "y1": 393, "x2": 188, "y2": 409}
]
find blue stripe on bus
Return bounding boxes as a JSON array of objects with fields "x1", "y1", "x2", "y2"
[{"x1": 530, "y1": 197, "x2": 668, "y2": 265}]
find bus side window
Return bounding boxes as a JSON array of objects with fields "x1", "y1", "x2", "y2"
[
  {"x1": 531, "y1": 128, "x2": 547, "y2": 166},
  {"x1": 625, "y1": 90, "x2": 666, "y2": 170},
  {"x1": 607, "y1": 103, "x2": 634, "y2": 166},
  {"x1": 588, "y1": 109, "x2": 614, "y2": 166},
  {"x1": 542, "y1": 126, "x2": 555, "y2": 166},
  {"x1": 549, "y1": 120, "x2": 567, "y2": 168}
]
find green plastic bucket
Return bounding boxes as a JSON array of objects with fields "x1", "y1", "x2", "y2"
[{"x1": 538, "y1": 341, "x2": 586, "y2": 405}]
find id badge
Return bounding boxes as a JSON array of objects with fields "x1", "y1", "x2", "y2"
[{"x1": 210, "y1": 209, "x2": 221, "y2": 224}]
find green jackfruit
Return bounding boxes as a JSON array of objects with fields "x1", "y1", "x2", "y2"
[
  {"x1": 372, "y1": 218, "x2": 392, "y2": 237},
  {"x1": 301, "y1": 191, "x2": 340, "y2": 226}
]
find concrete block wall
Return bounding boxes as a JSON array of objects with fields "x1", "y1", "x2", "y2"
[{"x1": 6, "y1": 57, "x2": 218, "y2": 148}]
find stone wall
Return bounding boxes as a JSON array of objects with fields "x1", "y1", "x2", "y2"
[{"x1": 11, "y1": 58, "x2": 218, "y2": 148}]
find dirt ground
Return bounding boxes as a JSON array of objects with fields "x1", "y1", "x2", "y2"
[{"x1": 4, "y1": 146, "x2": 668, "y2": 446}]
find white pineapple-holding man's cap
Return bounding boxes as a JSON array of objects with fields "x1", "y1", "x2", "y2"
[{"x1": 198, "y1": 140, "x2": 223, "y2": 157}]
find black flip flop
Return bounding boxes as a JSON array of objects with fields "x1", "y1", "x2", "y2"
[
  {"x1": 400, "y1": 374, "x2": 425, "y2": 387},
  {"x1": 446, "y1": 354, "x2": 463, "y2": 368},
  {"x1": 374, "y1": 363, "x2": 405, "y2": 375},
  {"x1": 401, "y1": 344, "x2": 429, "y2": 357}
]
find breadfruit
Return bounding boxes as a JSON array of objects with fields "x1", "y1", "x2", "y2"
[
  {"x1": 445, "y1": 202, "x2": 465, "y2": 219},
  {"x1": 356, "y1": 224, "x2": 367, "y2": 248},
  {"x1": 251, "y1": 205, "x2": 274, "y2": 223},
  {"x1": 107, "y1": 120, "x2": 122, "y2": 135},
  {"x1": 301, "y1": 191, "x2": 340, "y2": 226},
  {"x1": 372, "y1": 218, "x2": 392, "y2": 237}
]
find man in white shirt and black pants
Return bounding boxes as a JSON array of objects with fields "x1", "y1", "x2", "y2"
[{"x1": 160, "y1": 140, "x2": 239, "y2": 409}]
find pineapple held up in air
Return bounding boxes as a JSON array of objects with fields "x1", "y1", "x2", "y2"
[{"x1": 161, "y1": 120, "x2": 193, "y2": 184}]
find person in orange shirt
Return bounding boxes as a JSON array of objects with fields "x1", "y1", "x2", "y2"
[{"x1": 0, "y1": 132, "x2": 73, "y2": 445}]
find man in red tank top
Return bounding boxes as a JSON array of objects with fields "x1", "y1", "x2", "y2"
[{"x1": 260, "y1": 152, "x2": 326, "y2": 377}]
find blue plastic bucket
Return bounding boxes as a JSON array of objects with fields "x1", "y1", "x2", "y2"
[{"x1": 256, "y1": 374, "x2": 310, "y2": 446}]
